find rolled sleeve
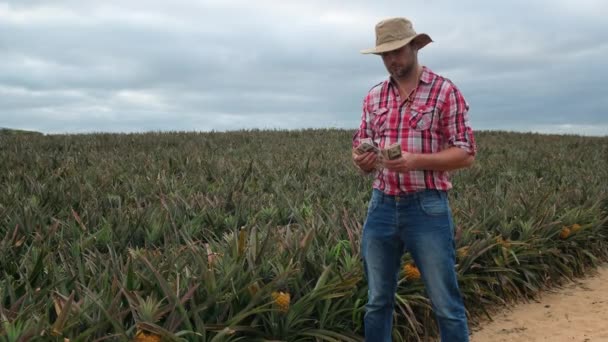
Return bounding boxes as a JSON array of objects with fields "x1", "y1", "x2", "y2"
[
  {"x1": 352, "y1": 96, "x2": 377, "y2": 177},
  {"x1": 352, "y1": 95, "x2": 374, "y2": 149},
  {"x1": 440, "y1": 85, "x2": 477, "y2": 156}
]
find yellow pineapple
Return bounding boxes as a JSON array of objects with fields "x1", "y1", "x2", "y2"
[
  {"x1": 133, "y1": 330, "x2": 161, "y2": 342},
  {"x1": 560, "y1": 226, "x2": 571, "y2": 239},
  {"x1": 457, "y1": 246, "x2": 469, "y2": 259},
  {"x1": 248, "y1": 282, "x2": 260, "y2": 296},
  {"x1": 271, "y1": 291, "x2": 290, "y2": 313},
  {"x1": 496, "y1": 236, "x2": 511, "y2": 248},
  {"x1": 403, "y1": 263, "x2": 421, "y2": 281}
]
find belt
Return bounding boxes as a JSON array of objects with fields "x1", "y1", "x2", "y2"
[{"x1": 373, "y1": 188, "x2": 445, "y2": 202}]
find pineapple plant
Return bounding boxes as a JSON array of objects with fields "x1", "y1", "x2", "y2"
[
  {"x1": 1, "y1": 129, "x2": 607, "y2": 341},
  {"x1": 129, "y1": 295, "x2": 164, "y2": 341}
]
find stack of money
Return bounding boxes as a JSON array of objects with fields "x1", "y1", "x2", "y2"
[
  {"x1": 382, "y1": 143, "x2": 402, "y2": 160},
  {"x1": 355, "y1": 138, "x2": 382, "y2": 170},
  {"x1": 355, "y1": 139, "x2": 403, "y2": 170},
  {"x1": 354, "y1": 138, "x2": 380, "y2": 155}
]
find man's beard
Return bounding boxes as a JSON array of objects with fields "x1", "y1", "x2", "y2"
[{"x1": 390, "y1": 62, "x2": 415, "y2": 80}]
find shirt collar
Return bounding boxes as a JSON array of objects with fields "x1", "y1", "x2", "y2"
[{"x1": 420, "y1": 66, "x2": 435, "y2": 84}]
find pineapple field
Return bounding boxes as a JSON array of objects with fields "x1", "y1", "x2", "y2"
[{"x1": 1, "y1": 129, "x2": 607, "y2": 341}]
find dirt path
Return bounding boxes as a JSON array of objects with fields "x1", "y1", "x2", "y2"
[{"x1": 470, "y1": 265, "x2": 608, "y2": 342}]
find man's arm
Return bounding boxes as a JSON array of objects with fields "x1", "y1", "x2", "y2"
[
  {"x1": 440, "y1": 84, "x2": 477, "y2": 157},
  {"x1": 383, "y1": 147, "x2": 473, "y2": 173},
  {"x1": 352, "y1": 95, "x2": 378, "y2": 174},
  {"x1": 415, "y1": 147, "x2": 475, "y2": 170}
]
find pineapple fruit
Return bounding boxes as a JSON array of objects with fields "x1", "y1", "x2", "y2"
[
  {"x1": 560, "y1": 226, "x2": 571, "y2": 239},
  {"x1": 133, "y1": 330, "x2": 161, "y2": 342},
  {"x1": 457, "y1": 246, "x2": 469, "y2": 259},
  {"x1": 403, "y1": 263, "x2": 421, "y2": 281},
  {"x1": 271, "y1": 291, "x2": 291, "y2": 313},
  {"x1": 496, "y1": 236, "x2": 511, "y2": 248}
]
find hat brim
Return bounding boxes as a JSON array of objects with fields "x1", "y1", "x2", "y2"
[{"x1": 360, "y1": 33, "x2": 433, "y2": 55}]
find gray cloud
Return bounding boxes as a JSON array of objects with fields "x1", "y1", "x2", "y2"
[{"x1": 0, "y1": 0, "x2": 606, "y2": 135}]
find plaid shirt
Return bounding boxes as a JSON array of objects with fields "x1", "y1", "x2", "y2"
[{"x1": 352, "y1": 66, "x2": 476, "y2": 194}]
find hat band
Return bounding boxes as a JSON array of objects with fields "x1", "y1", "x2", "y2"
[{"x1": 377, "y1": 32, "x2": 415, "y2": 45}]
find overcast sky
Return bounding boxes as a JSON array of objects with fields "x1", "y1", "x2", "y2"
[{"x1": 1, "y1": 0, "x2": 607, "y2": 135}]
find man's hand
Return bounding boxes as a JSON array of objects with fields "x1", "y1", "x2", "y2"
[
  {"x1": 382, "y1": 151, "x2": 419, "y2": 173},
  {"x1": 352, "y1": 150, "x2": 377, "y2": 173}
]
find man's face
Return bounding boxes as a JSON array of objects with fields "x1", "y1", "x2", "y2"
[{"x1": 380, "y1": 43, "x2": 417, "y2": 79}]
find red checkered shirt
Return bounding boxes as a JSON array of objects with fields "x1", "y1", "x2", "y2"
[{"x1": 352, "y1": 66, "x2": 476, "y2": 194}]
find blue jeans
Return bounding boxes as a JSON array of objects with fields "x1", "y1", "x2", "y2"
[{"x1": 361, "y1": 189, "x2": 469, "y2": 342}]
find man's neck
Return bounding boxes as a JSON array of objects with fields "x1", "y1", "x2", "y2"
[{"x1": 393, "y1": 65, "x2": 423, "y2": 99}]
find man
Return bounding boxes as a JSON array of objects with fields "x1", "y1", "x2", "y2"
[{"x1": 352, "y1": 17, "x2": 476, "y2": 342}]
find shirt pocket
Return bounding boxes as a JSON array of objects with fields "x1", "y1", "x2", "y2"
[
  {"x1": 408, "y1": 104, "x2": 435, "y2": 131},
  {"x1": 370, "y1": 107, "x2": 389, "y2": 136}
]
